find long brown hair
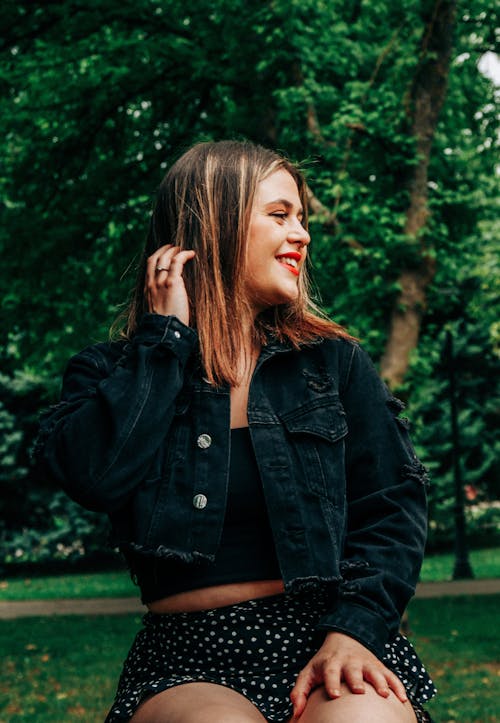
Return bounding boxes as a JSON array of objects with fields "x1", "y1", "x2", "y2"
[{"x1": 118, "y1": 140, "x2": 354, "y2": 385}]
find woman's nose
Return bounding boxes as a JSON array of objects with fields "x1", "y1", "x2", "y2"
[{"x1": 288, "y1": 222, "x2": 310, "y2": 247}]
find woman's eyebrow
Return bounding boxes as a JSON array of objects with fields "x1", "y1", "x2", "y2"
[{"x1": 265, "y1": 198, "x2": 304, "y2": 214}]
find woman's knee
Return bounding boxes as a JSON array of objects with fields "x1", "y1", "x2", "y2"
[
  {"x1": 158, "y1": 703, "x2": 263, "y2": 723},
  {"x1": 296, "y1": 683, "x2": 417, "y2": 723},
  {"x1": 130, "y1": 682, "x2": 266, "y2": 723},
  {"x1": 202, "y1": 704, "x2": 266, "y2": 723}
]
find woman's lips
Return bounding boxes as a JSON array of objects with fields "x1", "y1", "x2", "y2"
[
  {"x1": 277, "y1": 260, "x2": 300, "y2": 276},
  {"x1": 276, "y1": 252, "x2": 301, "y2": 276}
]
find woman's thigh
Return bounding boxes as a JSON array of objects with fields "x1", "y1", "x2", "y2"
[
  {"x1": 292, "y1": 683, "x2": 418, "y2": 723},
  {"x1": 130, "y1": 681, "x2": 267, "y2": 723}
]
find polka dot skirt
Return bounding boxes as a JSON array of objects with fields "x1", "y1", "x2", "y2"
[{"x1": 105, "y1": 589, "x2": 436, "y2": 722}]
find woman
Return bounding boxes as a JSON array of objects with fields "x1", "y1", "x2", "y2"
[{"x1": 36, "y1": 140, "x2": 436, "y2": 722}]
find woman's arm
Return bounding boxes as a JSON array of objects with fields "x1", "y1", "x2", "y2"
[
  {"x1": 34, "y1": 314, "x2": 198, "y2": 513},
  {"x1": 290, "y1": 343, "x2": 428, "y2": 715},
  {"x1": 36, "y1": 244, "x2": 197, "y2": 514},
  {"x1": 318, "y1": 343, "x2": 428, "y2": 653}
]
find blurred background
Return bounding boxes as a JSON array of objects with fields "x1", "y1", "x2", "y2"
[{"x1": 0, "y1": 2, "x2": 499, "y2": 720}]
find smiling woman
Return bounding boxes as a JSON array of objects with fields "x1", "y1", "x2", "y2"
[
  {"x1": 122, "y1": 141, "x2": 339, "y2": 389},
  {"x1": 35, "y1": 140, "x2": 435, "y2": 723},
  {"x1": 244, "y1": 169, "x2": 310, "y2": 312}
]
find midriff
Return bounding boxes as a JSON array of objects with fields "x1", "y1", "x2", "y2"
[{"x1": 147, "y1": 579, "x2": 285, "y2": 614}]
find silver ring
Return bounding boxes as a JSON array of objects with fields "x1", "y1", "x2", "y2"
[{"x1": 155, "y1": 266, "x2": 169, "y2": 273}]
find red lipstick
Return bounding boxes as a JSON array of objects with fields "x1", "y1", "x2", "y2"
[
  {"x1": 276, "y1": 252, "x2": 301, "y2": 276},
  {"x1": 276, "y1": 252, "x2": 302, "y2": 262}
]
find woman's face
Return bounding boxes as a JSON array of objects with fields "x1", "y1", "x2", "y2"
[{"x1": 244, "y1": 169, "x2": 310, "y2": 315}]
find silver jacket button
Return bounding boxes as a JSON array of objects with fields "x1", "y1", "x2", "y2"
[
  {"x1": 193, "y1": 493, "x2": 208, "y2": 509},
  {"x1": 173, "y1": 330, "x2": 181, "y2": 339},
  {"x1": 197, "y1": 433, "x2": 212, "y2": 449}
]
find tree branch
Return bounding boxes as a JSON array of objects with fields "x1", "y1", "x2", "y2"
[{"x1": 306, "y1": 186, "x2": 339, "y2": 230}]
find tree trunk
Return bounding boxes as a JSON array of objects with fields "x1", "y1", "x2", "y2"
[{"x1": 380, "y1": 0, "x2": 457, "y2": 387}]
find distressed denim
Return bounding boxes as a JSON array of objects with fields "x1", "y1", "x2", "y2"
[{"x1": 35, "y1": 313, "x2": 429, "y2": 657}]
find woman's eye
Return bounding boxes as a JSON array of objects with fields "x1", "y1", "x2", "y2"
[{"x1": 270, "y1": 212, "x2": 287, "y2": 220}]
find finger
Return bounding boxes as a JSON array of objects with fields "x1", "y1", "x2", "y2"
[
  {"x1": 165, "y1": 249, "x2": 196, "y2": 279},
  {"x1": 342, "y1": 665, "x2": 366, "y2": 695},
  {"x1": 290, "y1": 667, "x2": 318, "y2": 718},
  {"x1": 148, "y1": 243, "x2": 174, "y2": 265},
  {"x1": 146, "y1": 245, "x2": 174, "y2": 286},
  {"x1": 321, "y1": 663, "x2": 342, "y2": 699},
  {"x1": 385, "y1": 670, "x2": 408, "y2": 703},
  {"x1": 363, "y1": 666, "x2": 391, "y2": 698},
  {"x1": 146, "y1": 247, "x2": 185, "y2": 293},
  {"x1": 147, "y1": 244, "x2": 173, "y2": 268},
  {"x1": 152, "y1": 245, "x2": 181, "y2": 274},
  {"x1": 152, "y1": 247, "x2": 195, "y2": 278}
]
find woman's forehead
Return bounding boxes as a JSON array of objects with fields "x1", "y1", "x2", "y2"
[{"x1": 255, "y1": 169, "x2": 302, "y2": 206}]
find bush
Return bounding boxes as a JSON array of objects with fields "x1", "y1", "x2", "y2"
[{"x1": 0, "y1": 369, "x2": 115, "y2": 574}]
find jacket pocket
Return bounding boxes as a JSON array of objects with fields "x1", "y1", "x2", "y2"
[{"x1": 280, "y1": 396, "x2": 348, "y2": 498}]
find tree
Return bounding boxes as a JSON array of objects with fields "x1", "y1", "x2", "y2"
[{"x1": 380, "y1": 0, "x2": 457, "y2": 387}]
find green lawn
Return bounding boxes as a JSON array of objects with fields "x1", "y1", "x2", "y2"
[
  {"x1": 0, "y1": 613, "x2": 136, "y2": 722},
  {"x1": 410, "y1": 595, "x2": 500, "y2": 723},
  {"x1": 419, "y1": 546, "x2": 500, "y2": 583},
  {"x1": 0, "y1": 569, "x2": 137, "y2": 601},
  {"x1": 0, "y1": 595, "x2": 498, "y2": 722},
  {"x1": 1, "y1": 547, "x2": 499, "y2": 601}
]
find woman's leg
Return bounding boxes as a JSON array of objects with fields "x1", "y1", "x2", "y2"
[
  {"x1": 130, "y1": 681, "x2": 267, "y2": 723},
  {"x1": 291, "y1": 682, "x2": 417, "y2": 723}
]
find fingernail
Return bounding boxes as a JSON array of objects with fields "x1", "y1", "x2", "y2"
[{"x1": 332, "y1": 688, "x2": 340, "y2": 697}]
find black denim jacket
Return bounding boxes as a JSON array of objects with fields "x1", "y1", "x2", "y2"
[{"x1": 36, "y1": 313, "x2": 428, "y2": 658}]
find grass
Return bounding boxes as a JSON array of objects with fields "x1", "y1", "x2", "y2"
[
  {"x1": 409, "y1": 595, "x2": 500, "y2": 723},
  {"x1": 0, "y1": 570, "x2": 137, "y2": 601},
  {"x1": 0, "y1": 613, "x2": 137, "y2": 722},
  {"x1": 419, "y1": 546, "x2": 500, "y2": 583},
  {"x1": 1, "y1": 547, "x2": 499, "y2": 602},
  {"x1": 0, "y1": 595, "x2": 498, "y2": 722}
]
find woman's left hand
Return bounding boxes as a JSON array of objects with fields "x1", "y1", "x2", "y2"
[{"x1": 289, "y1": 631, "x2": 408, "y2": 718}]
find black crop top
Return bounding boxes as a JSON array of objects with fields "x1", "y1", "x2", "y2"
[{"x1": 133, "y1": 428, "x2": 281, "y2": 603}]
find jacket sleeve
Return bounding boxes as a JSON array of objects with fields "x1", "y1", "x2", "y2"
[
  {"x1": 34, "y1": 314, "x2": 198, "y2": 514},
  {"x1": 317, "y1": 342, "x2": 428, "y2": 657}
]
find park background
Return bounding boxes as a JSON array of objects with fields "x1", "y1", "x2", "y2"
[{"x1": 0, "y1": 1, "x2": 499, "y2": 721}]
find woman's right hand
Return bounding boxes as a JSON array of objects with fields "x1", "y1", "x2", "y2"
[{"x1": 145, "y1": 244, "x2": 196, "y2": 326}]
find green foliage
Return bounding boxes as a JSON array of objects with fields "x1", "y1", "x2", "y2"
[
  {"x1": 0, "y1": 370, "x2": 50, "y2": 544},
  {"x1": 1, "y1": 491, "x2": 111, "y2": 567},
  {"x1": 0, "y1": 368, "x2": 111, "y2": 568},
  {"x1": 403, "y1": 220, "x2": 500, "y2": 548},
  {"x1": 0, "y1": 0, "x2": 498, "y2": 562}
]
